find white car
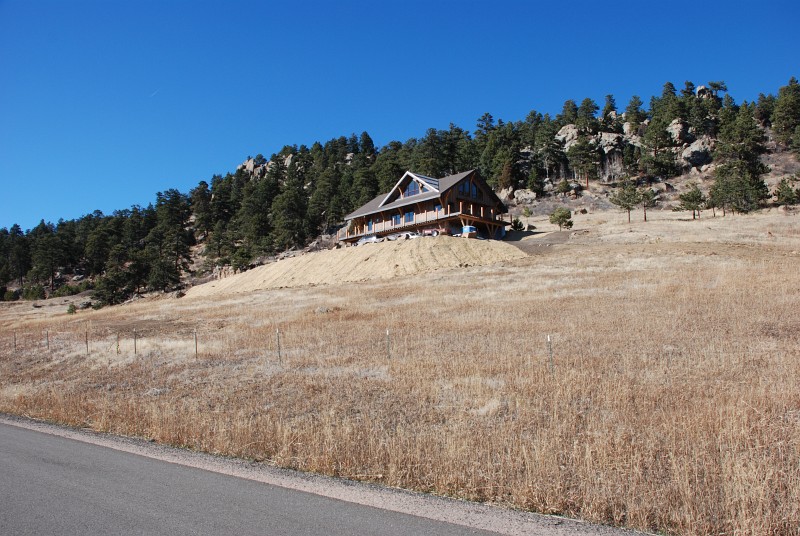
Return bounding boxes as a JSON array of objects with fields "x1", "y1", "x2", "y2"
[
  {"x1": 386, "y1": 232, "x2": 420, "y2": 241},
  {"x1": 356, "y1": 235, "x2": 383, "y2": 246}
]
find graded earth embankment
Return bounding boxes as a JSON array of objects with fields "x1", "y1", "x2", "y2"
[{"x1": 186, "y1": 236, "x2": 527, "y2": 297}]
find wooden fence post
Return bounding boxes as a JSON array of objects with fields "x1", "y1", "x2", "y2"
[
  {"x1": 276, "y1": 329, "x2": 282, "y2": 365},
  {"x1": 547, "y1": 334, "x2": 554, "y2": 373},
  {"x1": 194, "y1": 329, "x2": 198, "y2": 359},
  {"x1": 134, "y1": 328, "x2": 137, "y2": 355}
]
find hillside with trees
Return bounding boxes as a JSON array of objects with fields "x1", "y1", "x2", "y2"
[{"x1": 2, "y1": 77, "x2": 799, "y2": 306}]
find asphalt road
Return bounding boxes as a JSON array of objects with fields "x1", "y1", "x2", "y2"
[{"x1": 0, "y1": 422, "x2": 497, "y2": 536}]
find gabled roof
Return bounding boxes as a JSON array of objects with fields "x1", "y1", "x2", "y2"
[
  {"x1": 378, "y1": 171, "x2": 441, "y2": 208},
  {"x1": 344, "y1": 169, "x2": 501, "y2": 221}
]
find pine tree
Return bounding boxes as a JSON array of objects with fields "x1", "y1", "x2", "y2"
[
  {"x1": 639, "y1": 188, "x2": 657, "y2": 222},
  {"x1": 676, "y1": 184, "x2": 706, "y2": 219},
  {"x1": 557, "y1": 100, "x2": 578, "y2": 126},
  {"x1": 566, "y1": 136, "x2": 600, "y2": 189},
  {"x1": 576, "y1": 98, "x2": 599, "y2": 133},
  {"x1": 754, "y1": 93, "x2": 776, "y2": 127},
  {"x1": 609, "y1": 181, "x2": 642, "y2": 223},
  {"x1": 549, "y1": 207, "x2": 573, "y2": 230},
  {"x1": 533, "y1": 118, "x2": 564, "y2": 182},
  {"x1": 145, "y1": 189, "x2": 194, "y2": 290},
  {"x1": 640, "y1": 116, "x2": 677, "y2": 179},
  {"x1": 271, "y1": 171, "x2": 307, "y2": 251},
  {"x1": 624, "y1": 95, "x2": 646, "y2": 132},
  {"x1": 190, "y1": 181, "x2": 212, "y2": 239},
  {"x1": 27, "y1": 221, "x2": 63, "y2": 290},
  {"x1": 601, "y1": 94, "x2": 618, "y2": 131},
  {"x1": 711, "y1": 105, "x2": 770, "y2": 213},
  {"x1": 772, "y1": 77, "x2": 800, "y2": 145},
  {"x1": 774, "y1": 178, "x2": 799, "y2": 205}
]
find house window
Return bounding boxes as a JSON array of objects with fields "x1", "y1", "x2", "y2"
[
  {"x1": 434, "y1": 204, "x2": 441, "y2": 213},
  {"x1": 404, "y1": 182, "x2": 420, "y2": 197},
  {"x1": 367, "y1": 219, "x2": 373, "y2": 232},
  {"x1": 392, "y1": 214, "x2": 401, "y2": 226},
  {"x1": 404, "y1": 211, "x2": 414, "y2": 224},
  {"x1": 421, "y1": 185, "x2": 428, "y2": 192},
  {"x1": 471, "y1": 184, "x2": 478, "y2": 198}
]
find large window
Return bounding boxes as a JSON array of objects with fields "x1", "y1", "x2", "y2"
[
  {"x1": 392, "y1": 214, "x2": 401, "y2": 226},
  {"x1": 404, "y1": 211, "x2": 414, "y2": 224},
  {"x1": 367, "y1": 220, "x2": 373, "y2": 232},
  {"x1": 471, "y1": 183, "x2": 478, "y2": 198},
  {"x1": 404, "y1": 182, "x2": 420, "y2": 197}
]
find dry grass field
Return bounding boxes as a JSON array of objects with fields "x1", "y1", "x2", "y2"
[{"x1": 1, "y1": 207, "x2": 799, "y2": 535}]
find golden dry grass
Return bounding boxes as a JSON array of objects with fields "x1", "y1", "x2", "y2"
[{"x1": 1, "y1": 208, "x2": 799, "y2": 535}]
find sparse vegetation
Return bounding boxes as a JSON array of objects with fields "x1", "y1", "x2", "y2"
[
  {"x1": 1, "y1": 211, "x2": 798, "y2": 536},
  {"x1": 549, "y1": 207, "x2": 573, "y2": 230}
]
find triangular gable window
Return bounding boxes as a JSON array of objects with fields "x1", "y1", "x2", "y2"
[{"x1": 379, "y1": 171, "x2": 439, "y2": 207}]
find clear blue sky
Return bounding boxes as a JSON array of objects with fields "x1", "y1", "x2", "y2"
[{"x1": 1, "y1": 0, "x2": 798, "y2": 231}]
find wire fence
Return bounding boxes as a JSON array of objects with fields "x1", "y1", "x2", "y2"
[{"x1": 1, "y1": 326, "x2": 570, "y2": 374}]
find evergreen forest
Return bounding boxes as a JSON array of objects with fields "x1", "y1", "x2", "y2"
[{"x1": 2, "y1": 77, "x2": 800, "y2": 306}]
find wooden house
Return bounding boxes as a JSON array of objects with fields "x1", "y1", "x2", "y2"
[{"x1": 338, "y1": 170, "x2": 510, "y2": 243}]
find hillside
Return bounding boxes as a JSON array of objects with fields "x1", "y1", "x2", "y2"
[
  {"x1": 2, "y1": 208, "x2": 799, "y2": 535},
  {"x1": 187, "y1": 236, "x2": 527, "y2": 297},
  {"x1": 3, "y1": 77, "x2": 799, "y2": 308}
]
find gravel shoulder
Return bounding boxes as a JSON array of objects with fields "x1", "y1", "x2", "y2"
[{"x1": 0, "y1": 414, "x2": 648, "y2": 536}]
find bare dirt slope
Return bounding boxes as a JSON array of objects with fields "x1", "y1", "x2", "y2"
[{"x1": 187, "y1": 236, "x2": 527, "y2": 297}]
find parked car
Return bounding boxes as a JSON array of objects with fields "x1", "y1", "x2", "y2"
[
  {"x1": 356, "y1": 235, "x2": 383, "y2": 246},
  {"x1": 386, "y1": 232, "x2": 421, "y2": 241},
  {"x1": 422, "y1": 227, "x2": 450, "y2": 237}
]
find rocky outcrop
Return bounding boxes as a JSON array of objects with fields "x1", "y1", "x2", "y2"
[
  {"x1": 596, "y1": 132, "x2": 626, "y2": 180},
  {"x1": 498, "y1": 187, "x2": 515, "y2": 203},
  {"x1": 555, "y1": 124, "x2": 580, "y2": 149},
  {"x1": 237, "y1": 154, "x2": 294, "y2": 180},
  {"x1": 513, "y1": 189, "x2": 538, "y2": 204},
  {"x1": 681, "y1": 136, "x2": 715, "y2": 168},
  {"x1": 553, "y1": 120, "x2": 716, "y2": 180},
  {"x1": 667, "y1": 119, "x2": 694, "y2": 144}
]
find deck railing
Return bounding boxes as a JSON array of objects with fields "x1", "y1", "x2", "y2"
[{"x1": 337, "y1": 211, "x2": 508, "y2": 241}]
